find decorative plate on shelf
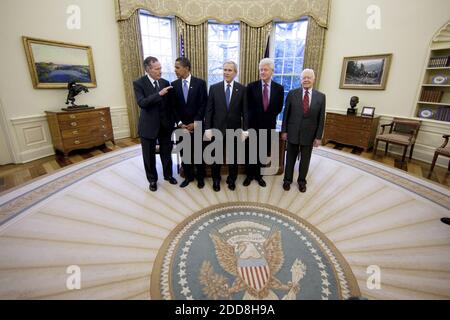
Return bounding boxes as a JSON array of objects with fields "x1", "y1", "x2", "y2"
[
  {"x1": 431, "y1": 74, "x2": 448, "y2": 84},
  {"x1": 418, "y1": 108, "x2": 434, "y2": 119}
]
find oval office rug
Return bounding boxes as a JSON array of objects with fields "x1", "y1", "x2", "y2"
[
  {"x1": 151, "y1": 203, "x2": 360, "y2": 300},
  {"x1": 0, "y1": 145, "x2": 449, "y2": 299}
]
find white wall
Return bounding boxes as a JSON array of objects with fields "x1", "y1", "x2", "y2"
[
  {"x1": 0, "y1": 0, "x2": 129, "y2": 163},
  {"x1": 320, "y1": 0, "x2": 450, "y2": 166},
  {"x1": 321, "y1": 0, "x2": 450, "y2": 117}
]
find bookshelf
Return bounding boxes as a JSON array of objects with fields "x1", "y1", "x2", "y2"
[{"x1": 415, "y1": 22, "x2": 450, "y2": 122}]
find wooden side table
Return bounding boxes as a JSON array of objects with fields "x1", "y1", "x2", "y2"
[
  {"x1": 46, "y1": 107, "x2": 115, "y2": 157},
  {"x1": 322, "y1": 112, "x2": 380, "y2": 151}
]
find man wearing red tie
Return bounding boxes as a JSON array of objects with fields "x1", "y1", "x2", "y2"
[
  {"x1": 281, "y1": 69, "x2": 325, "y2": 193},
  {"x1": 244, "y1": 58, "x2": 284, "y2": 187}
]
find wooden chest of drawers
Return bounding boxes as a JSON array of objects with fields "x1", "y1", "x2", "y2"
[
  {"x1": 46, "y1": 107, "x2": 115, "y2": 157},
  {"x1": 322, "y1": 112, "x2": 380, "y2": 151}
]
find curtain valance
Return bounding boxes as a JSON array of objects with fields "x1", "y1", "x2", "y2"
[{"x1": 115, "y1": 0, "x2": 330, "y2": 28}]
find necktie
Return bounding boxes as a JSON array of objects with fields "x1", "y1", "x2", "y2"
[
  {"x1": 182, "y1": 79, "x2": 189, "y2": 103},
  {"x1": 303, "y1": 89, "x2": 309, "y2": 115},
  {"x1": 154, "y1": 80, "x2": 160, "y2": 91},
  {"x1": 263, "y1": 83, "x2": 269, "y2": 112},
  {"x1": 226, "y1": 83, "x2": 231, "y2": 110}
]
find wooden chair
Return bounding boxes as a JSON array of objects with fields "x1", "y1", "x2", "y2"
[
  {"x1": 373, "y1": 118, "x2": 421, "y2": 162},
  {"x1": 428, "y1": 134, "x2": 450, "y2": 178}
]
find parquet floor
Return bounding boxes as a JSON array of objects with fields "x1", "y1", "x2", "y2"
[{"x1": 0, "y1": 138, "x2": 448, "y2": 193}]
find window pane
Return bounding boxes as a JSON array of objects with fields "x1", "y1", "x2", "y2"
[
  {"x1": 274, "y1": 59, "x2": 283, "y2": 74},
  {"x1": 207, "y1": 23, "x2": 240, "y2": 88},
  {"x1": 140, "y1": 13, "x2": 176, "y2": 82},
  {"x1": 140, "y1": 17, "x2": 148, "y2": 36},
  {"x1": 283, "y1": 59, "x2": 294, "y2": 74},
  {"x1": 272, "y1": 19, "x2": 309, "y2": 129},
  {"x1": 275, "y1": 41, "x2": 284, "y2": 58}
]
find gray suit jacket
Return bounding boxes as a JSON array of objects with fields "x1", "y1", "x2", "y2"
[{"x1": 281, "y1": 88, "x2": 326, "y2": 145}]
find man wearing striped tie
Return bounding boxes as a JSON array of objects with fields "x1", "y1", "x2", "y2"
[{"x1": 281, "y1": 69, "x2": 326, "y2": 193}]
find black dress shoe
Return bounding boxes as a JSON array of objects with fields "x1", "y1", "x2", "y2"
[
  {"x1": 256, "y1": 177, "x2": 266, "y2": 187},
  {"x1": 197, "y1": 179, "x2": 205, "y2": 189},
  {"x1": 213, "y1": 180, "x2": 220, "y2": 192},
  {"x1": 180, "y1": 179, "x2": 193, "y2": 188},
  {"x1": 165, "y1": 177, "x2": 178, "y2": 185},
  {"x1": 149, "y1": 182, "x2": 157, "y2": 192},
  {"x1": 298, "y1": 183, "x2": 307, "y2": 193},
  {"x1": 243, "y1": 177, "x2": 252, "y2": 186},
  {"x1": 228, "y1": 181, "x2": 236, "y2": 191},
  {"x1": 283, "y1": 182, "x2": 291, "y2": 191}
]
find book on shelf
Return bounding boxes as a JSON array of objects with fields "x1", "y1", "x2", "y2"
[
  {"x1": 420, "y1": 89, "x2": 443, "y2": 102},
  {"x1": 436, "y1": 107, "x2": 450, "y2": 122},
  {"x1": 428, "y1": 56, "x2": 450, "y2": 68}
]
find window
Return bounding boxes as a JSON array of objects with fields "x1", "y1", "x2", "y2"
[
  {"x1": 207, "y1": 23, "x2": 240, "y2": 88},
  {"x1": 139, "y1": 11, "x2": 177, "y2": 82},
  {"x1": 271, "y1": 20, "x2": 309, "y2": 124}
]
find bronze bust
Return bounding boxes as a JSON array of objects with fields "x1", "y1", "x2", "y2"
[{"x1": 347, "y1": 96, "x2": 359, "y2": 115}]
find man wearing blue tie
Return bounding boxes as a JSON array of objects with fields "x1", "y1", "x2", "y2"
[
  {"x1": 204, "y1": 61, "x2": 248, "y2": 192},
  {"x1": 171, "y1": 57, "x2": 208, "y2": 189}
]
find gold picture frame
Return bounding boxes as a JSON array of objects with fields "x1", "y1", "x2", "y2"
[
  {"x1": 340, "y1": 54, "x2": 392, "y2": 90},
  {"x1": 22, "y1": 36, "x2": 97, "y2": 89}
]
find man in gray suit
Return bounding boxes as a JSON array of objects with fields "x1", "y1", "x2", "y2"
[{"x1": 281, "y1": 69, "x2": 325, "y2": 193}]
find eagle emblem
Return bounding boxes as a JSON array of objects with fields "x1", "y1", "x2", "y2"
[{"x1": 199, "y1": 221, "x2": 306, "y2": 300}]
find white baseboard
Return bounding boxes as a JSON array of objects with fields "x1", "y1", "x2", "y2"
[{"x1": 9, "y1": 106, "x2": 130, "y2": 164}]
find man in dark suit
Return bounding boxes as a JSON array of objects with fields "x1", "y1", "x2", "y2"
[
  {"x1": 281, "y1": 68, "x2": 325, "y2": 193},
  {"x1": 171, "y1": 57, "x2": 208, "y2": 189},
  {"x1": 133, "y1": 56, "x2": 178, "y2": 192},
  {"x1": 244, "y1": 58, "x2": 284, "y2": 187},
  {"x1": 204, "y1": 61, "x2": 248, "y2": 192}
]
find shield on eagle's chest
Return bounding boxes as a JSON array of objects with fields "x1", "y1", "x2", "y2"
[{"x1": 237, "y1": 260, "x2": 271, "y2": 292}]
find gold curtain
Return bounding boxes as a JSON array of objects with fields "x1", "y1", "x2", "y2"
[
  {"x1": 175, "y1": 17, "x2": 208, "y2": 80},
  {"x1": 115, "y1": 0, "x2": 331, "y2": 28},
  {"x1": 303, "y1": 17, "x2": 327, "y2": 88},
  {"x1": 117, "y1": 10, "x2": 144, "y2": 138},
  {"x1": 239, "y1": 22, "x2": 272, "y2": 85}
]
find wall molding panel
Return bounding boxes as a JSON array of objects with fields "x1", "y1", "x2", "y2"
[{"x1": 9, "y1": 106, "x2": 130, "y2": 164}]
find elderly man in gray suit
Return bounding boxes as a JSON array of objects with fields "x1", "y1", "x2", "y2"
[{"x1": 281, "y1": 69, "x2": 325, "y2": 193}]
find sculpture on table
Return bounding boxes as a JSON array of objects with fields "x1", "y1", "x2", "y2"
[
  {"x1": 63, "y1": 81, "x2": 92, "y2": 111},
  {"x1": 347, "y1": 96, "x2": 359, "y2": 115}
]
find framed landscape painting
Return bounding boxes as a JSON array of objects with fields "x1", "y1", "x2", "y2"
[
  {"x1": 22, "y1": 36, "x2": 97, "y2": 89},
  {"x1": 340, "y1": 54, "x2": 392, "y2": 90}
]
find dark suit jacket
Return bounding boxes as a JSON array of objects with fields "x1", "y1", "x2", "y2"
[
  {"x1": 281, "y1": 88, "x2": 326, "y2": 145},
  {"x1": 133, "y1": 76, "x2": 174, "y2": 139},
  {"x1": 171, "y1": 76, "x2": 207, "y2": 125},
  {"x1": 247, "y1": 80, "x2": 284, "y2": 130},
  {"x1": 204, "y1": 81, "x2": 248, "y2": 134}
]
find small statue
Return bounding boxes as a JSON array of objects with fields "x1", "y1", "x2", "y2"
[
  {"x1": 347, "y1": 96, "x2": 359, "y2": 115},
  {"x1": 64, "y1": 82, "x2": 89, "y2": 109}
]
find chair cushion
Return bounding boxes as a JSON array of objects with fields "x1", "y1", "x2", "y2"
[
  {"x1": 436, "y1": 147, "x2": 450, "y2": 157},
  {"x1": 376, "y1": 133, "x2": 413, "y2": 145}
]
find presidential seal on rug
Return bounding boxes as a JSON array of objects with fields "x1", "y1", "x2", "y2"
[{"x1": 151, "y1": 203, "x2": 360, "y2": 300}]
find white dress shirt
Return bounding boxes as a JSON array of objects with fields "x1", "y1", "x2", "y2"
[
  {"x1": 224, "y1": 80, "x2": 235, "y2": 97},
  {"x1": 146, "y1": 73, "x2": 159, "y2": 89},
  {"x1": 182, "y1": 74, "x2": 192, "y2": 90}
]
